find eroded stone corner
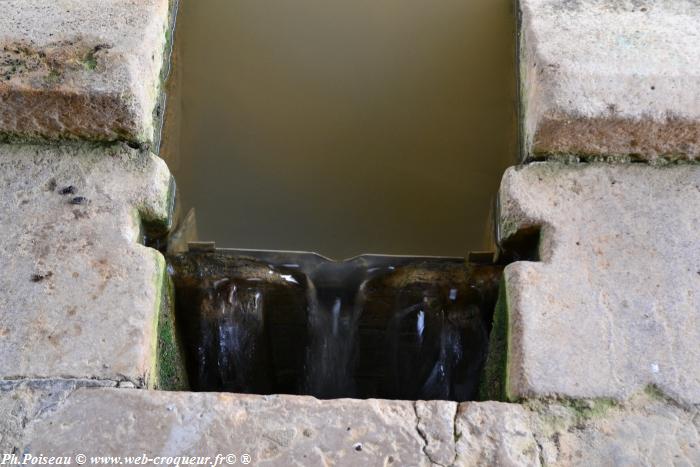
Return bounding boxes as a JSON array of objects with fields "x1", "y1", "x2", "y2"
[
  {"x1": 518, "y1": 0, "x2": 700, "y2": 161},
  {"x1": 0, "y1": 0, "x2": 174, "y2": 146}
]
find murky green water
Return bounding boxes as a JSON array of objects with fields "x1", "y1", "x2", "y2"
[{"x1": 162, "y1": 0, "x2": 516, "y2": 259}]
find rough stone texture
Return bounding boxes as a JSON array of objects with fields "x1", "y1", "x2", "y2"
[
  {"x1": 415, "y1": 400, "x2": 458, "y2": 466},
  {"x1": 0, "y1": 144, "x2": 173, "y2": 386},
  {"x1": 530, "y1": 392, "x2": 700, "y2": 466},
  {"x1": 498, "y1": 163, "x2": 700, "y2": 404},
  {"x1": 454, "y1": 401, "x2": 539, "y2": 466},
  {"x1": 0, "y1": 0, "x2": 172, "y2": 145},
  {"x1": 0, "y1": 379, "x2": 115, "y2": 453},
  {"x1": 4, "y1": 387, "x2": 695, "y2": 466},
  {"x1": 520, "y1": 0, "x2": 700, "y2": 160},
  {"x1": 22, "y1": 389, "x2": 452, "y2": 466}
]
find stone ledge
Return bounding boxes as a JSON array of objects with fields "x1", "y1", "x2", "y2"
[
  {"x1": 519, "y1": 0, "x2": 700, "y2": 161},
  {"x1": 25, "y1": 389, "x2": 447, "y2": 467},
  {"x1": 498, "y1": 162, "x2": 700, "y2": 405},
  {"x1": 0, "y1": 0, "x2": 173, "y2": 146},
  {"x1": 1, "y1": 386, "x2": 695, "y2": 466},
  {"x1": 0, "y1": 144, "x2": 173, "y2": 386}
]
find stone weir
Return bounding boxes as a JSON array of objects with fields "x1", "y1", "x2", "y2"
[
  {"x1": 168, "y1": 246, "x2": 502, "y2": 401},
  {"x1": 0, "y1": 0, "x2": 699, "y2": 465}
]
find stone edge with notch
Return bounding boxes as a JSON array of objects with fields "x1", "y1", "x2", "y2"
[
  {"x1": 0, "y1": 143, "x2": 173, "y2": 386},
  {"x1": 498, "y1": 162, "x2": 700, "y2": 405}
]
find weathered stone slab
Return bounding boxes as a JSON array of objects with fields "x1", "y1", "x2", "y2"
[
  {"x1": 455, "y1": 401, "x2": 539, "y2": 466},
  {"x1": 10, "y1": 388, "x2": 697, "y2": 466},
  {"x1": 0, "y1": 379, "x2": 116, "y2": 453},
  {"x1": 498, "y1": 163, "x2": 700, "y2": 404},
  {"x1": 529, "y1": 391, "x2": 700, "y2": 466},
  {"x1": 22, "y1": 389, "x2": 451, "y2": 466},
  {"x1": 520, "y1": 0, "x2": 700, "y2": 160},
  {"x1": 0, "y1": 144, "x2": 173, "y2": 386},
  {"x1": 0, "y1": 0, "x2": 172, "y2": 146}
]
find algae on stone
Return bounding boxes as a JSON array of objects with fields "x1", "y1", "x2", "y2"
[
  {"x1": 154, "y1": 274, "x2": 189, "y2": 391},
  {"x1": 479, "y1": 276, "x2": 510, "y2": 401}
]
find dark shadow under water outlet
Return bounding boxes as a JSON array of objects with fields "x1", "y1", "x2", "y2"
[{"x1": 168, "y1": 246, "x2": 503, "y2": 401}]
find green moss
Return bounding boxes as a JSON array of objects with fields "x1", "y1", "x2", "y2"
[
  {"x1": 154, "y1": 272, "x2": 189, "y2": 390},
  {"x1": 567, "y1": 398, "x2": 616, "y2": 420},
  {"x1": 479, "y1": 275, "x2": 510, "y2": 401},
  {"x1": 82, "y1": 50, "x2": 98, "y2": 70},
  {"x1": 525, "y1": 397, "x2": 618, "y2": 435},
  {"x1": 45, "y1": 68, "x2": 61, "y2": 84},
  {"x1": 529, "y1": 150, "x2": 700, "y2": 165},
  {"x1": 640, "y1": 384, "x2": 682, "y2": 405}
]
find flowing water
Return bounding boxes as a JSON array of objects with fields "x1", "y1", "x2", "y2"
[
  {"x1": 161, "y1": 0, "x2": 516, "y2": 259},
  {"x1": 169, "y1": 249, "x2": 502, "y2": 401}
]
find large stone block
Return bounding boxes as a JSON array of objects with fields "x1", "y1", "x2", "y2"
[
  {"x1": 520, "y1": 0, "x2": 700, "y2": 161},
  {"x1": 10, "y1": 387, "x2": 697, "y2": 466},
  {"x1": 0, "y1": 144, "x2": 173, "y2": 386},
  {"x1": 0, "y1": 0, "x2": 172, "y2": 146},
  {"x1": 498, "y1": 163, "x2": 700, "y2": 404},
  {"x1": 22, "y1": 389, "x2": 449, "y2": 466}
]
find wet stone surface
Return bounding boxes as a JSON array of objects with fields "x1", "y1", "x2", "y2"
[{"x1": 169, "y1": 250, "x2": 502, "y2": 401}]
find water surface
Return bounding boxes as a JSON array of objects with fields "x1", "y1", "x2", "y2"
[{"x1": 162, "y1": 0, "x2": 516, "y2": 259}]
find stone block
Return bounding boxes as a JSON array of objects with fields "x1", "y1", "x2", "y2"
[
  {"x1": 454, "y1": 401, "x2": 539, "y2": 466},
  {"x1": 11, "y1": 387, "x2": 696, "y2": 466},
  {"x1": 530, "y1": 392, "x2": 700, "y2": 466},
  {"x1": 520, "y1": 0, "x2": 700, "y2": 160},
  {"x1": 498, "y1": 163, "x2": 700, "y2": 404},
  {"x1": 22, "y1": 389, "x2": 452, "y2": 466},
  {"x1": 0, "y1": 144, "x2": 173, "y2": 386},
  {"x1": 0, "y1": 0, "x2": 172, "y2": 146}
]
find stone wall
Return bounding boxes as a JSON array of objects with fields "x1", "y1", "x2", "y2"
[{"x1": 0, "y1": 1, "x2": 698, "y2": 466}]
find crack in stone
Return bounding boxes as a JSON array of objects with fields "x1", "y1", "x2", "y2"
[
  {"x1": 533, "y1": 435, "x2": 546, "y2": 467},
  {"x1": 0, "y1": 375, "x2": 145, "y2": 389},
  {"x1": 0, "y1": 377, "x2": 119, "y2": 390},
  {"x1": 413, "y1": 401, "x2": 441, "y2": 466},
  {"x1": 412, "y1": 401, "x2": 456, "y2": 467},
  {"x1": 450, "y1": 404, "x2": 459, "y2": 466}
]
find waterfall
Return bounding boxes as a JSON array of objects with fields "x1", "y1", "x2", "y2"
[{"x1": 170, "y1": 250, "x2": 500, "y2": 401}]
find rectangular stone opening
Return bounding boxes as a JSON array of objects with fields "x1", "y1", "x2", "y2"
[{"x1": 154, "y1": 0, "x2": 522, "y2": 403}]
